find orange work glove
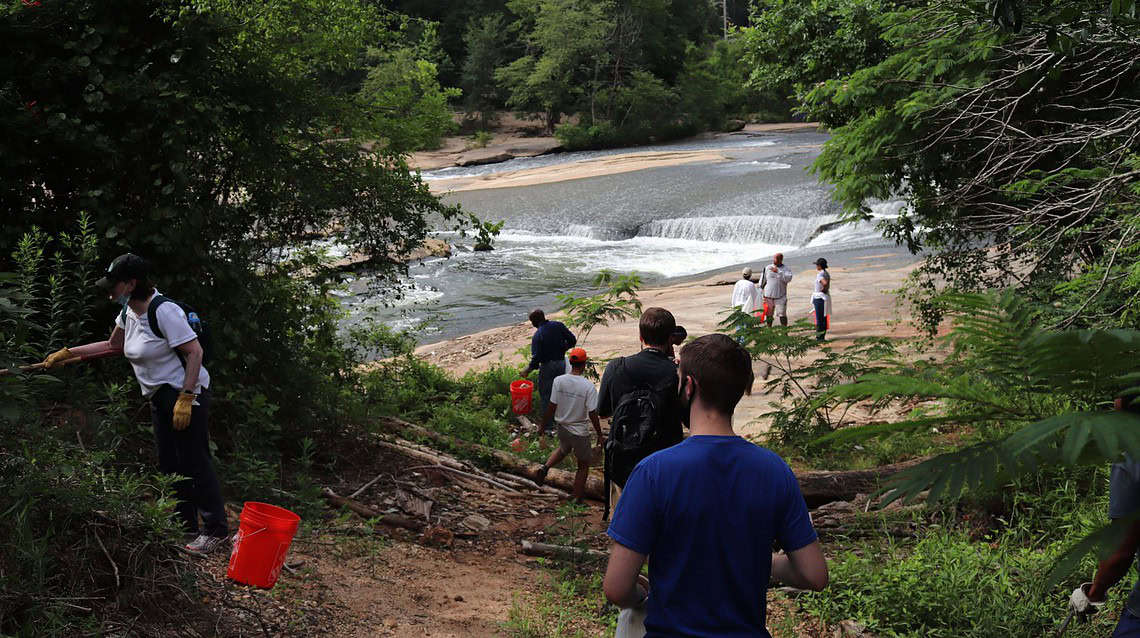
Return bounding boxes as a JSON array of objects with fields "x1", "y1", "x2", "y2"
[
  {"x1": 42, "y1": 347, "x2": 76, "y2": 369},
  {"x1": 173, "y1": 391, "x2": 195, "y2": 431}
]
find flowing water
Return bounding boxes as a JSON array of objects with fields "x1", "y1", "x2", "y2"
[{"x1": 338, "y1": 130, "x2": 902, "y2": 343}]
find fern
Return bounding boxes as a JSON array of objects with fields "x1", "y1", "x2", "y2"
[{"x1": 815, "y1": 290, "x2": 1140, "y2": 584}]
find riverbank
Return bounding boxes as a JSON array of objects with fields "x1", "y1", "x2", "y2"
[
  {"x1": 414, "y1": 247, "x2": 921, "y2": 439},
  {"x1": 412, "y1": 121, "x2": 824, "y2": 192}
]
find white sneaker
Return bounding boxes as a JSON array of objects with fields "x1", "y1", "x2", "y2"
[{"x1": 183, "y1": 534, "x2": 227, "y2": 557}]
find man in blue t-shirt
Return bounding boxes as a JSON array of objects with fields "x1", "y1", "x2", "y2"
[
  {"x1": 603, "y1": 333, "x2": 828, "y2": 637},
  {"x1": 521, "y1": 308, "x2": 577, "y2": 444}
]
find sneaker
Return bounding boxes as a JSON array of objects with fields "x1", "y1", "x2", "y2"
[
  {"x1": 183, "y1": 534, "x2": 227, "y2": 557},
  {"x1": 534, "y1": 465, "x2": 549, "y2": 487}
]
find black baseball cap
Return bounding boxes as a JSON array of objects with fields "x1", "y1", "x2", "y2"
[
  {"x1": 814, "y1": 258, "x2": 829, "y2": 268},
  {"x1": 96, "y1": 253, "x2": 149, "y2": 289}
]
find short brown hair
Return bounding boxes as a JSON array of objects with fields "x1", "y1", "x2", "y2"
[
  {"x1": 639, "y1": 307, "x2": 675, "y2": 347},
  {"x1": 678, "y1": 334, "x2": 753, "y2": 416},
  {"x1": 528, "y1": 308, "x2": 545, "y2": 325}
]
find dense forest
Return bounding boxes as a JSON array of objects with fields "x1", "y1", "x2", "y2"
[{"x1": 3, "y1": 0, "x2": 1140, "y2": 635}]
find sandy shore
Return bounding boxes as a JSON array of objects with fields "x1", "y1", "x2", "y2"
[
  {"x1": 415, "y1": 122, "x2": 824, "y2": 194},
  {"x1": 415, "y1": 251, "x2": 920, "y2": 439}
]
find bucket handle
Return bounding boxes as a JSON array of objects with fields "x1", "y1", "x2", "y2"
[{"x1": 238, "y1": 526, "x2": 269, "y2": 541}]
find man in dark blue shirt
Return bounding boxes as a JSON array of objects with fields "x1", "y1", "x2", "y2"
[
  {"x1": 603, "y1": 333, "x2": 828, "y2": 637},
  {"x1": 521, "y1": 308, "x2": 577, "y2": 443}
]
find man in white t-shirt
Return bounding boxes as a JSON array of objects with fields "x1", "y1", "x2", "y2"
[
  {"x1": 535, "y1": 347, "x2": 603, "y2": 502},
  {"x1": 759, "y1": 253, "x2": 794, "y2": 327}
]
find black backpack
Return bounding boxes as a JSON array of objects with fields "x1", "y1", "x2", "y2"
[
  {"x1": 603, "y1": 357, "x2": 673, "y2": 520},
  {"x1": 147, "y1": 295, "x2": 213, "y2": 365}
]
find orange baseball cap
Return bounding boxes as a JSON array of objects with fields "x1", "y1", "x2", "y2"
[{"x1": 568, "y1": 347, "x2": 588, "y2": 364}]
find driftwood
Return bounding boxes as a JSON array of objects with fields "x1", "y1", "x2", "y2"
[
  {"x1": 520, "y1": 540, "x2": 609, "y2": 562},
  {"x1": 321, "y1": 488, "x2": 424, "y2": 532},
  {"x1": 377, "y1": 416, "x2": 605, "y2": 501}
]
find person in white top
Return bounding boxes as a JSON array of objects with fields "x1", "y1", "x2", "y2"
[
  {"x1": 759, "y1": 253, "x2": 794, "y2": 327},
  {"x1": 731, "y1": 267, "x2": 760, "y2": 315},
  {"x1": 811, "y1": 258, "x2": 832, "y2": 342},
  {"x1": 535, "y1": 347, "x2": 603, "y2": 502},
  {"x1": 42, "y1": 253, "x2": 227, "y2": 555}
]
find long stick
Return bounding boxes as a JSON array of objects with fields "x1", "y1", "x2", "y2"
[
  {"x1": 520, "y1": 540, "x2": 608, "y2": 562},
  {"x1": 0, "y1": 356, "x2": 82, "y2": 376},
  {"x1": 348, "y1": 472, "x2": 386, "y2": 499},
  {"x1": 404, "y1": 464, "x2": 521, "y2": 493}
]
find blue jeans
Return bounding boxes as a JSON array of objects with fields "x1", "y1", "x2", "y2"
[
  {"x1": 537, "y1": 359, "x2": 566, "y2": 432},
  {"x1": 1115, "y1": 609, "x2": 1140, "y2": 637},
  {"x1": 813, "y1": 297, "x2": 827, "y2": 340}
]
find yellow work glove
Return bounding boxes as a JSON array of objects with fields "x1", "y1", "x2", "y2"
[
  {"x1": 43, "y1": 347, "x2": 75, "y2": 369},
  {"x1": 173, "y1": 391, "x2": 195, "y2": 431}
]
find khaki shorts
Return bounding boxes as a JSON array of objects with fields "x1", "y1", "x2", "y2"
[
  {"x1": 556, "y1": 425, "x2": 593, "y2": 463},
  {"x1": 764, "y1": 296, "x2": 788, "y2": 319}
]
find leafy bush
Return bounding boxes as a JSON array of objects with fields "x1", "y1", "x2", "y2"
[{"x1": 804, "y1": 467, "x2": 1116, "y2": 637}]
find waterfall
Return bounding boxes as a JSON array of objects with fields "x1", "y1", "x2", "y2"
[{"x1": 637, "y1": 215, "x2": 825, "y2": 245}]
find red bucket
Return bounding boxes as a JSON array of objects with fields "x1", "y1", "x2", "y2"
[
  {"x1": 509, "y1": 379, "x2": 534, "y2": 415},
  {"x1": 227, "y1": 502, "x2": 300, "y2": 589}
]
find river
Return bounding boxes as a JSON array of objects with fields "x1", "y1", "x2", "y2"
[{"x1": 337, "y1": 129, "x2": 902, "y2": 344}]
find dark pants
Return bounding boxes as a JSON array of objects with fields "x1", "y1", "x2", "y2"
[
  {"x1": 537, "y1": 359, "x2": 566, "y2": 433},
  {"x1": 1115, "y1": 609, "x2": 1140, "y2": 637},
  {"x1": 813, "y1": 297, "x2": 827, "y2": 341},
  {"x1": 150, "y1": 385, "x2": 227, "y2": 537}
]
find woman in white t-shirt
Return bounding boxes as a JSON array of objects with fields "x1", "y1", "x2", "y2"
[
  {"x1": 811, "y1": 258, "x2": 831, "y2": 342},
  {"x1": 42, "y1": 253, "x2": 226, "y2": 555}
]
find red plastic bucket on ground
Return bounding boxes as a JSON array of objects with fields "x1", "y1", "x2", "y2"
[
  {"x1": 510, "y1": 379, "x2": 534, "y2": 415},
  {"x1": 227, "y1": 502, "x2": 300, "y2": 588}
]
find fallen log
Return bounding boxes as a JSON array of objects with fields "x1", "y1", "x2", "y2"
[
  {"x1": 321, "y1": 487, "x2": 424, "y2": 532},
  {"x1": 377, "y1": 439, "x2": 465, "y2": 470},
  {"x1": 376, "y1": 416, "x2": 921, "y2": 507},
  {"x1": 795, "y1": 458, "x2": 926, "y2": 508},
  {"x1": 376, "y1": 416, "x2": 604, "y2": 501},
  {"x1": 520, "y1": 540, "x2": 609, "y2": 562}
]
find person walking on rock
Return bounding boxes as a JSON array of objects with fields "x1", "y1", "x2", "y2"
[
  {"x1": 521, "y1": 308, "x2": 577, "y2": 444},
  {"x1": 42, "y1": 254, "x2": 227, "y2": 555},
  {"x1": 603, "y1": 334, "x2": 828, "y2": 636},
  {"x1": 535, "y1": 347, "x2": 603, "y2": 502},
  {"x1": 811, "y1": 258, "x2": 832, "y2": 341},
  {"x1": 760, "y1": 253, "x2": 794, "y2": 327}
]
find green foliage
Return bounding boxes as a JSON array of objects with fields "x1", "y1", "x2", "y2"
[
  {"x1": 556, "y1": 270, "x2": 642, "y2": 344},
  {"x1": 817, "y1": 291, "x2": 1140, "y2": 584},
  {"x1": 362, "y1": 47, "x2": 461, "y2": 152},
  {"x1": 803, "y1": 465, "x2": 1120, "y2": 637},
  {"x1": 798, "y1": 0, "x2": 1140, "y2": 325},
  {"x1": 503, "y1": 566, "x2": 618, "y2": 637},
  {"x1": 743, "y1": 0, "x2": 895, "y2": 122},
  {"x1": 461, "y1": 14, "x2": 510, "y2": 126},
  {"x1": 718, "y1": 307, "x2": 898, "y2": 450},
  {"x1": 465, "y1": 129, "x2": 496, "y2": 149}
]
